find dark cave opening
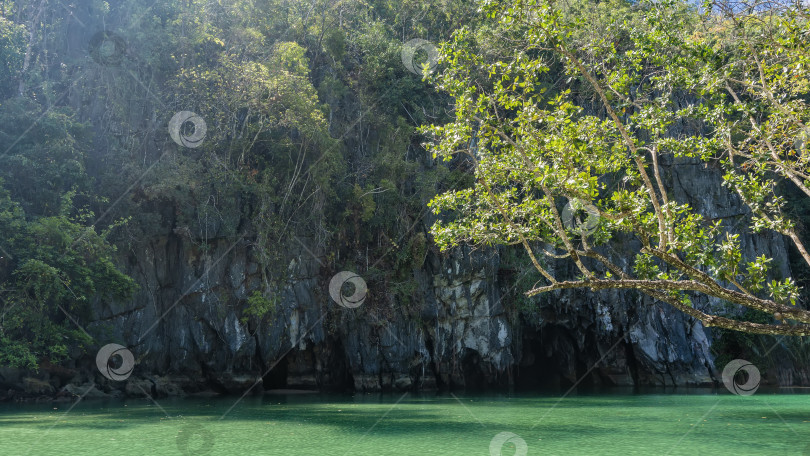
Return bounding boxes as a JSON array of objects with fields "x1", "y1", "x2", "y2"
[
  {"x1": 459, "y1": 348, "x2": 487, "y2": 390},
  {"x1": 262, "y1": 339, "x2": 354, "y2": 392},
  {"x1": 322, "y1": 338, "x2": 354, "y2": 392},
  {"x1": 515, "y1": 327, "x2": 601, "y2": 392},
  {"x1": 262, "y1": 353, "x2": 289, "y2": 390},
  {"x1": 516, "y1": 332, "x2": 563, "y2": 391}
]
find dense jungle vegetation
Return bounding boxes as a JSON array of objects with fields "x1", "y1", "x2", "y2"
[
  {"x1": 1, "y1": 0, "x2": 809, "y2": 372},
  {"x1": 0, "y1": 0, "x2": 478, "y2": 368}
]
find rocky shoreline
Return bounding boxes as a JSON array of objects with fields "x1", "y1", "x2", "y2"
[{"x1": 5, "y1": 362, "x2": 808, "y2": 403}]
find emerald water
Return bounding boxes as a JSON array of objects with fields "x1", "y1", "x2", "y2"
[{"x1": 2, "y1": 390, "x2": 810, "y2": 455}]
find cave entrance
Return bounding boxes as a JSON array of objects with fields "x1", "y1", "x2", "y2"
[
  {"x1": 263, "y1": 339, "x2": 354, "y2": 392},
  {"x1": 262, "y1": 353, "x2": 289, "y2": 390},
  {"x1": 323, "y1": 338, "x2": 354, "y2": 392},
  {"x1": 516, "y1": 332, "x2": 561, "y2": 391},
  {"x1": 460, "y1": 349, "x2": 487, "y2": 390},
  {"x1": 515, "y1": 327, "x2": 600, "y2": 392}
]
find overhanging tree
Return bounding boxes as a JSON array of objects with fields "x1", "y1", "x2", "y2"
[{"x1": 425, "y1": 0, "x2": 810, "y2": 335}]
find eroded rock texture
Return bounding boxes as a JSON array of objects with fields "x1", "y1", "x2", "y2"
[
  {"x1": 2, "y1": 149, "x2": 797, "y2": 402},
  {"x1": 62, "y1": 152, "x2": 791, "y2": 398}
]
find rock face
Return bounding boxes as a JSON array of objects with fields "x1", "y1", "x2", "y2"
[
  {"x1": 57, "y1": 151, "x2": 791, "y2": 397},
  {"x1": 2, "y1": 154, "x2": 795, "y2": 401}
]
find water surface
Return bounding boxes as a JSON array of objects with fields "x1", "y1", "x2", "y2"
[{"x1": 2, "y1": 390, "x2": 809, "y2": 455}]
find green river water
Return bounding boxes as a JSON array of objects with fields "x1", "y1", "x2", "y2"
[{"x1": 1, "y1": 389, "x2": 809, "y2": 455}]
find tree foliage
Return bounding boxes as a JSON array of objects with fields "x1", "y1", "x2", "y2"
[
  {"x1": 0, "y1": 185, "x2": 135, "y2": 368},
  {"x1": 426, "y1": 0, "x2": 810, "y2": 335}
]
